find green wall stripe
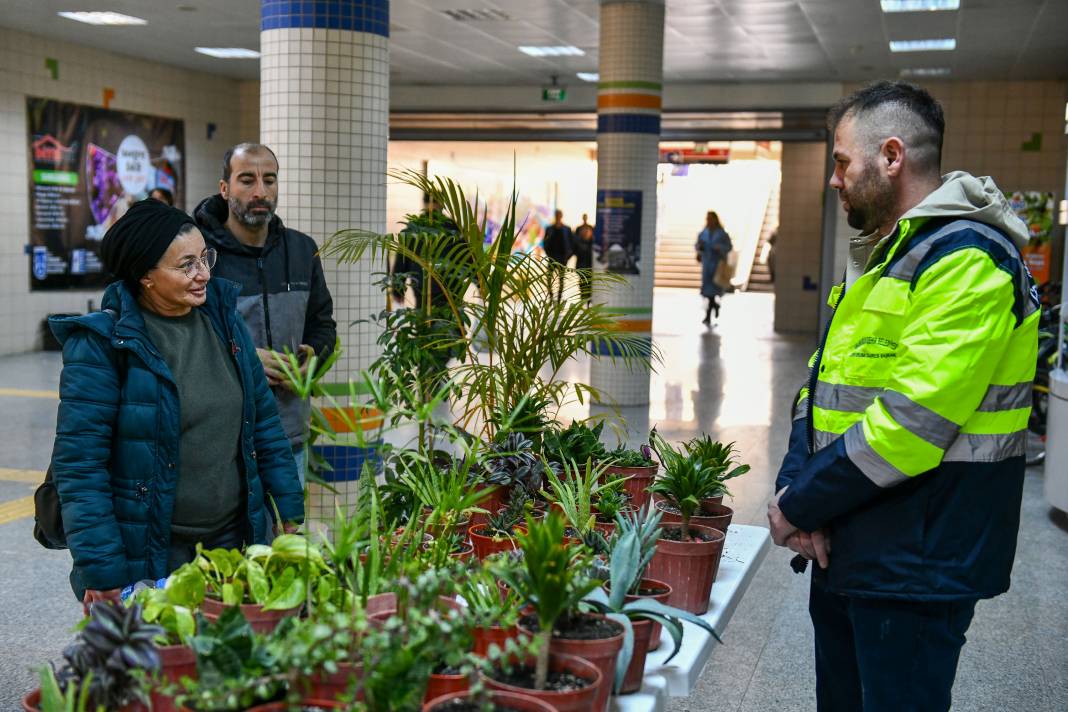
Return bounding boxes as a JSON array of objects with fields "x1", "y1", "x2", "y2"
[{"x1": 603, "y1": 306, "x2": 654, "y2": 315}]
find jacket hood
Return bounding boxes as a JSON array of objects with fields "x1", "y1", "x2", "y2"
[
  {"x1": 901, "y1": 171, "x2": 1029, "y2": 249},
  {"x1": 194, "y1": 194, "x2": 286, "y2": 256}
]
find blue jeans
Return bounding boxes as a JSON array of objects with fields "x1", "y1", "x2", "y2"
[{"x1": 809, "y1": 578, "x2": 976, "y2": 712}]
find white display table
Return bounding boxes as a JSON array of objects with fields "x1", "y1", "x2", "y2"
[{"x1": 611, "y1": 523, "x2": 772, "y2": 711}]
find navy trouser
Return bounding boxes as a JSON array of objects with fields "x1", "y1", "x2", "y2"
[{"x1": 809, "y1": 578, "x2": 977, "y2": 712}]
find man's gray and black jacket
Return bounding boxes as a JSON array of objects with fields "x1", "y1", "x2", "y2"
[{"x1": 195, "y1": 194, "x2": 336, "y2": 448}]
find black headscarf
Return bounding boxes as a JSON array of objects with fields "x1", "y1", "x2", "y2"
[{"x1": 100, "y1": 198, "x2": 195, "y2": 283}]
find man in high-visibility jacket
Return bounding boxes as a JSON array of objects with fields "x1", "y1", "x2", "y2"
[{"x1": 768, "y1": 81, "x2": 1038, "y2": 712}]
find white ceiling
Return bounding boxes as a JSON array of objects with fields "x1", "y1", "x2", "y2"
[{"x1": 2, "y1": 0, "x2": 1066, "y2": 85}]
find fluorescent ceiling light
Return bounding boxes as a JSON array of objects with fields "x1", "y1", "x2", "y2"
[
  {"x1": 889, "y1": 38, "x2": 956, "y2": 52},
  {"x1": 57, "y1": 11, "x2": 146, "y2": 26},
  {"x1": 900, "y1": 67, "x2": 951, "y2": 77},
  {"x1": 576, "y1": 72, "x2": 599, "y2": 82},
  {"x1": 881, "y1": 0, "x2": 959, "y2": 11},
  {"x1": 195, "y1": 47, "x2": 261, "y2": 59},
  {"x1": 518, "y1": 46, "x2": 585, "y2": 58}
]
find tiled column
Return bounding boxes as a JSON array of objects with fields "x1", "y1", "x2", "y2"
[
  {"x1": 260, "y1": 1, "x2": 389, "y2": 514},
  {"x1": 591, "y1": 0, "x2": 665, "y2": 406}
]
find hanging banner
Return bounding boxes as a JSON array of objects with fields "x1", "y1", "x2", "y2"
[
  {"x1": 594, "y1": 189, "x2": 642, "y2": 274},
  {"x1": 26, "y1": 97, "x2": 185, "y2": 290}
]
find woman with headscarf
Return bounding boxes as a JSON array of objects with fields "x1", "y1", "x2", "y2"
[
  {"x1": 696, "y1": 210, "x2": 733, "y2": 324},
  {"x1": 48, "y1": 199, "x2": 304, "y2": 611}
]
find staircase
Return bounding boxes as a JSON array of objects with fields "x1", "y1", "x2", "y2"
[
  {"x1": 745, "y1": 183, "x2": 780, "y2": 293},
  {"x1": 653, "y1": 231, "x2": 702, "y2": 289}
]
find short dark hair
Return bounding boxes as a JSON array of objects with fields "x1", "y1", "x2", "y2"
[
  {"x1": 828, "y1": 81, "x2": 945, "y2": 174},
  {"x1": 222, "y1": 143, "x2": 279, "y2": 181},
  {"x1": 149, "y1": 187, "x2": 174, "y2": 206}
]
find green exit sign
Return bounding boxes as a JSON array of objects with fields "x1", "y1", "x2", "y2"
[{"x1": 542, "y1": 87, "x2": 567, "y2": 102}]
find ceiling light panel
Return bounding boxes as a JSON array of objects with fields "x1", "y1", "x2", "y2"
[
  {"x1": 889, "y1": 38, "x2": 956, "y2": 52},
  {"x1": 518, "y1": 46, "x2": 585, "y2": 57},
  {"x1": 900, "y1": 67, "x2": 952, "y2": 77},
  {"x1": 57, "y1": 11, "x2": 147, "y2": 26},
  {"x1": 195, "y1": 47, "x2": 261, "y2": 59},
  {"x1": 443, "y1": 8, "x2": 510, "y2": 21},
  {"x1": 881, "y1": 0, "x2": 960, "y2": 12},
  {"x1": 576, "y1": 72, "x2": 599, "y2": 82}
]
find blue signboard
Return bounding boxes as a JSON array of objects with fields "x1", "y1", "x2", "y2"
[{"x1": 594, "y1": 189, "x2": 642, "y2": 275}]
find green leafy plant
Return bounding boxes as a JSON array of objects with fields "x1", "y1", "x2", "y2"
[
  {"x1": 481, "y1": 502, "x2": 524, "y2": 538},
  {"x1": 683, "y1": 436, "x2": 750, "y2": 496},
  {"x1": 542, "y1": 420, "x2": 608, "y2": 468},
  {"x1": 482, "y1": 431, "x2": 548, "y2": 499},
  {"x1": 35, "y1": 666, "x2": 93, "y2": 712},
  {"x1": 542, "y1": 458, "x2": 621, "y2": 540},
  {"x1": 271, "y1": 609, "x2": 367, "y2": 702},
  {"x1": 648, "y1": 429, "x2": 724, "y2": 540},
  {"x1": 459, "y1": 564, "x2": 523, "y2": 631},
  {"x1": 401, "y1": 450, "x2": 491, "y2": 535},
  {"x1": 492, "y1": 513, "x2": 600, "y2": 690},
  {"x1": 195, "y1": 533, "x2": 328, "y2": 611},
  {"x1": 609, "y1": 505, "x2": 664, "y2": 595},
  {"x1": 584, "y1": 523, "x2": 721, "y2": 691},
  {"x1": 594, "y1": 487, "x2": 631, "y2": 523},
  {"x1": 603, "y1": 442, "x2": 656, "y2": 468},
  {"x1": 47, "y1": 602, "x2": 161, "y2": 711},
  {"x1": 321, "y1": 170, "x2": 660, "y2": 442}
]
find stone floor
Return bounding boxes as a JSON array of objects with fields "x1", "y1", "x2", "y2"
[{"x1": 0, "y1": 289, "x2": 1064, "y2": 710}]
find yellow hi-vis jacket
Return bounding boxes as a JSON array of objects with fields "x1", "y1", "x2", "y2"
[{"x1": 777, "y1": 172, "x2": 1038, "y2": 600}]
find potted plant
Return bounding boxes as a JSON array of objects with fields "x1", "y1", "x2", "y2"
[
  {"x1": 591, "y1": 486, "x2": 632, "y2": 537},
  {"x1": 646, "y1": 430, "x2": 728, "y2": 614},
  {"x1": 608, "y1": 506, "x2": 673, "y2": 649},
  {"x1": 469, "y1": 498, "x2": 527, "y2": 561},
  {"x1": 490, "y1": 513, "x2": 615, "y2": 712},
  {"x1": 422, "y1": 689, "x2": 555, "y2": 712},
  {"x1": 601, "y1": 442, "x2": 658, "y2": 510},
  {"x1": 681, "y1": 436, "x2": 749, "y2": 529},
  {"x1": 276, "y1": 610, "x2": 366, "y2": 702},
  {"x1": 460, "y1": 564, "x2": 523, "y2": 658},
  {"x1": 479, "y1": 432, "x2": 549, "y2": 524},
  {"x1": 584, "y1": 520, "x2": 721, "y2": 695},
  {"x1": 24, "y1": 602, "x2": 161, "y2": 712},
  {"x1": 402, "y1": 452, "x2": 490, "y2": 539},
  {"x1": 542, "y1": 459, "x2": 620, "y2": 554},
  {"x1": 542, "y1": 421, "x2": 608, "y2": 473}
]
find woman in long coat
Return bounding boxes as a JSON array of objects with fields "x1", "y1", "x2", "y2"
[{"x1": 696, "y1": 211, "x2": 733, "y2": 324}]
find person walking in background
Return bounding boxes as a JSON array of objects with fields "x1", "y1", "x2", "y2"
[
  {"x1": 49, "y1": 199, "x2": 303, "y2": 611},
  {"x1": 542, "y1": 209, "x2": 572, "y2": 300},
  {"x1": 195, "y1": 143, "x2": 336, "y2": 486},
  {"x1": 696, "y1": 210, "x2": 732, "y2": 324},
  {"x1": 572, "y1": 213, "x2": 594, "y2": 303}
]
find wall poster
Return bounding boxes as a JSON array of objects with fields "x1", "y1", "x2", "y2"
[
  {"x1": 26, "y1": 97, "x2": 185, "y2": 290},
  {"x1": 594, "y1": 189, "x2": 642, "y2": 274},
  {"x1": 1005, "y1": 190, "x2": 1056, "y2": 286}
]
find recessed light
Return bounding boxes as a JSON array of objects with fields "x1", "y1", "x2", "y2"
[
  {"x1": 881, "y1": 0, "x2": 959, "y2": 12},
  {"x1": 889, "y1": 38, "x2": 956, "y2": 52},
  {"x1": 195, "y1": 47, "x2": 261, "y2": 59},
  {"x1": 576, "y1": 72, "x2": 599, "y2": 82},
  {"x1": 518, "y1": 46, "x2": 585, "y2": 58},
  {"x1": 57, "y1": 11, "x2": 147, "y2": 26},
  {"x1": 900, "y1": 67, "x2": 952, "y2": 77}
]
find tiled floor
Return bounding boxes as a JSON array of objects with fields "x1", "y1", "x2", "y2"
[{"x1": 0, "y1": 289, "x2": 1064, "y2": 710}]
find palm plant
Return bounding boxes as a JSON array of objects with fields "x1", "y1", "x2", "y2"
[
  {"x1": 492, "y1": 513, "x2": 600, "y2": 691},
  {"x1": 648, "y1": 429, "x2": 723, "y2": 540},
  {"x1": 321, "y1": 169, "x2": 659, "y2": 441}
]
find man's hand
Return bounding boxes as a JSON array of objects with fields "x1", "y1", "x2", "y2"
[
  {"x1": 296, "y1": 344, "x2": 316, "y2": 378},
  {"x1": 767, "y1": 487, "x2": 798, "y2": 546},
  {"x1": 276, "y1": 521, "x2": 300, "y2": 536},
  {"x1": 82, "y1": 588, "x2": 121, "y2": 616},
  {"x1": 785, "y1": 529, "x2": 831, "y2": 569},
  {"x1": 257, "y1": 347, "x2": 287, "y2": 386}
]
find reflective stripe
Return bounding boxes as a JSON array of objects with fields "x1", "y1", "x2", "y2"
[
  {"x1": 886, "y1": 219, "x2": 1039, "y2": 320},
  {"x1": 943, "y1": 430, "x2": 1027, "y2": 462},
  {"x1": 793, "y1": 396, "x2": 808, "y2": 421},
  {"x1": 880, "y1": 391, "x2": 959, "y2": 450},
  {"x1": 814, "y1": 381, "x2": 883, "y2": 413},
  {"x1": 814, "y1": 428, "x2": 838, "y2": 451},
  {"x1": 977, "y1": 382, "x2": 1032, "y2": 412},
  {"x1": 844, "y1": 423, "x2": 909, "y2": 487}
]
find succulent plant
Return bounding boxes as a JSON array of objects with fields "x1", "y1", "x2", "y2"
[
  {"x1": 485, "y1": 504, "x2": 524, "y2": 537},
  {"x1": 54, "y1": 601, "x2": 162, "y2": 709}
]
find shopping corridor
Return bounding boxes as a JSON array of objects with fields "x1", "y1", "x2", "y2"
[{"x1": 0, "y1": 289, "x2": 1063, "y2": 711}]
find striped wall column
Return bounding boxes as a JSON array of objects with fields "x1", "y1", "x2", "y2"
[
  {"x1": 592, "y1": 0, "x2": 665, "y2": 406},
  {"x1": 260, "y1": 1, "x2": 389, "y2": 515}
]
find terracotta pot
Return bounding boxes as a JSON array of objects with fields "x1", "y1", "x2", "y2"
[
  {"x1": 469, "y1": 523, "x2": 526, "y2": 560},
  {"x1": 519, "y1": 614, "x2": 623, "y2": 712},
  {"x1": 470, "y1": 484, "x2": 508, "y2": 528},
  {"x1": 645, "y1": 524, "x2": 725, "y2": 614},
  {"x1": 619, "y1": 618, "x2": 654, "y2": 694},
  {"x1": 654, "y1": 500, "x2": 733, "y2": 534},
  {"x1": 472, "y1": 623, "x2": 519, "y2": 657},
  {"x1": 424, "y1": 512, "x2": 472, "y2": 539},
  {"x1": 701, "y1": 494, "x2": 725, "y2": 508},
  {"x1": 603, "y1": 464, "x2": 658, "y2": 510},
  {"x1": 244, "y1": 700, "x2": 345, "y2": 711},
  {"x1": 148, "y1": 643, "x2": 197, "y2": 712},
  {"x1": 623, "y1": 577, "x2": 673, "y2": 649},
  {"x1": 297, "y1": 661, "x2": 364, "y2": 700},
  {"x1": 481, "y1": 652, "x2": 602, "y2": 712},
  {"x1": 22, "y1": 690, "x2": 146, "y2": 712},
  {"x1": 424, "y1": 668, "x2": 470, "y2": 704},
  {"x1": 200, "y1": 597, "x2": 300, "y2": 634},
  {"x1": 423, "y1": 689, "x2": 557, "y2": 712}
]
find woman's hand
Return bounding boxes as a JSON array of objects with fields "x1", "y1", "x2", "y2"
[{"x1": 82, "y1": 588, "x2": 122, "y2": 616}]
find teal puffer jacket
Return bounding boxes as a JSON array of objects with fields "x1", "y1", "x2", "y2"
[{"x1": 49, "y1": 278, "x2": 304, "y2": 599}]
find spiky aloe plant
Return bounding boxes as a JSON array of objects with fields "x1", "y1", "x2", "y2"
[
  {"x1": 610, "y1": 504, "x2": 664, "y2": 594},
  {"x1": 648, "y1": 429, "x2": 723, "y2": 540},
  {"x1": 54, "y1": 601, "x2": 162, "y2": 710},
  {"x1": 683, "y1": 436, "x2": 750, "y2": 496}
]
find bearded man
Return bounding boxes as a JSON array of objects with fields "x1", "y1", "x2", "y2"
[
  {"x1": 767, "y1": 81, "x2": 1038, "y2": 711},
  {"x1": 195, "y1": 143, "x2": 335, "y2": 485}
]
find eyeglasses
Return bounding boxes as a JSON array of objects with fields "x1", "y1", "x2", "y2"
[{"x1": 168, "y1": 248, "x2": 217, "y2": 278}]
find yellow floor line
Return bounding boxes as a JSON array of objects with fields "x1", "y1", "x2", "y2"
[
  {"x1": 0, "y1": 388, "x2": 58, "y2": 399},
  {"x1": 0, "y1": 496, "x2": 35, "y2": 525},
  {"x1": 0, "y1": 468, "x2": 46, "y2": 484}
]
